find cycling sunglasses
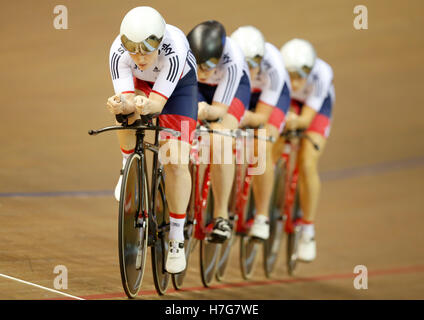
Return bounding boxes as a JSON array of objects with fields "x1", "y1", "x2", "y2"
[
  {"x1": 121, "y1": 34, "x2": 163, "y2": 55},
  {"x1": 288, "y1": 66, "x2": 313, "y2": 79},
  {"x1": 198, "y1": 57, "x2": 220, "y2": 71},
  {"x1": 246, "y1": 55, "x2": 263, "y2": 69}
]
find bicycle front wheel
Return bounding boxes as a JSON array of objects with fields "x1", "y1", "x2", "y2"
[
  {"x1": 287, "y1": 190, "x2": 302, "y2": 276},
  {"x1": 118, "y1": 153, "x2": 149, "y2": 299},
  {"x1": 200, "y1": 188, "x2": 221, "y2": 287},
  {"x1": 240, "y1": 185, "x2": 260, "y2": 280},
  {"x1": 263, "y1": 159, "x2": 286, "y2": 278}
]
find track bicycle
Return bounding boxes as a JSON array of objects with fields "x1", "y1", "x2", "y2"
[{"x1": 89, "y1": 113, "x2": 181, "y2": 298}]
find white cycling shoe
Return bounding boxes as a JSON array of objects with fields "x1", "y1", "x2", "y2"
[
  {"x1": 249, "y1": 214, "x2": 270, "y2": 240},
  {"x1": 165, "y1": 240, "x2": 186, "y2": 274},
  {"x1": 297, "y1": 231, "x2": 316, "y2": 262}
]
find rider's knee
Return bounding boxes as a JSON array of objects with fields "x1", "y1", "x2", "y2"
[
  {"x1": 299, "y1": 154, "x2": 318, "y2": 176},
  {"x1": 210, "y1": 133, "x2": 233, "y2": 163},
  {"x1": 163, "y1": 162, "x2": 189, "y2": 177}
]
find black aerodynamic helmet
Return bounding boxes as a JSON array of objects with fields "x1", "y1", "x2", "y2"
[{"x1": 187, "y1": 20, "x2": 226, "y2": 69}]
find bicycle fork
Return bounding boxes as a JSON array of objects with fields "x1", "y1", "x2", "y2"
[{"x1": 282, "y1": 142, "x2": 300, "y2": 234}]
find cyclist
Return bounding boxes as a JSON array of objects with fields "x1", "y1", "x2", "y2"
[
  {"x1": 106, "y1": 7, "x2": 198, "y2": 273},
  {"x1": 280, "y1": 38, "x2": 335, "y2": 262},
  {"x1": 231, "y1": 26, "x2": 291, "y2": 240},
  {"x1": 187, "y1": 20, "x2": 251, "y2": 243}
]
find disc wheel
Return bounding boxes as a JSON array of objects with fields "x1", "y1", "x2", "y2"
[
  {"x1": 240, "y1": 185, "x2": 260, "y2": 280},
  {"x1": 118, "y1": 153, "x2": 149, "y2": 299},
  {"x1": 263, "y1": 159, "x2": 286, "y2": 278},
  {"x1": 151, "y1": 177, "x2": 170, "y2": 295},
  {"x1": 200, "y1": 188, "x2": 221, "y2": 287}
]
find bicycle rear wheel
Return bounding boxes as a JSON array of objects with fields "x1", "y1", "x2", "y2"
[
  {"x1": 151, "y1": 176, "x2": 170, "y2": 295},
  {"x1": 263, "y1": 159, "x2": 286, "y2": 278},
  {"x1": 240, "y1": 185, "x2": 260, "y2": 280},
  {"x1": 200, "y1": 188, "x2": 221, "y2": 287},
  {"x1": 118, "y1": 153, "x2": 149, "y2": 299},
  {"x1": 287, "y1": 190, "x2": 302, "y2": 276}
]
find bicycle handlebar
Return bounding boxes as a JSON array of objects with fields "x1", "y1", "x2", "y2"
[
  {"x1": 281, "y1": 129, "x2": 320, "y2": 151},
  {"x1": 88, "y1": 112, "x2": 180, "y2": 138},
  {"x1": 194, "y1": 126, "x2": 275, "y2": 142}
]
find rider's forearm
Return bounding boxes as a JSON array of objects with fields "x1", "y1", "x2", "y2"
[
  {"x1": 206, "y1": 102, "x2": 228, "y2": 121},
  {"x1": 243, "y1": 111, "x2": 268, "y2": 127},
  {"x1": 119, "y1": 93, "x2": 138, "y2": 114},
  {"x1": 297, "y1": 105, "x2": 317, "y2": 129},
  {"x1": 143, "y1": 92, "x2": 167, "y2": 114}
]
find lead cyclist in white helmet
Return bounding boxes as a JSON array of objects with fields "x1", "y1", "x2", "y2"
[
  {"x1": 106, "y1": 7, "x2": 199, "y2": 274},
  {"x1": 231, "y1": 26, "x2": 291, "y2": 241},
  {"x1": 280, "y1": 38, "x2": 336, "y2": 262}
]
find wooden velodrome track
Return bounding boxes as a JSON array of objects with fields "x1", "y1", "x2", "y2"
[{"x1": 0, "y1": 0, "x2": 423, "y2": 300}]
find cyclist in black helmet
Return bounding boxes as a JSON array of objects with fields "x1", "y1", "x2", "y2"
[{"x1": 187, "y1": 21, "x2": 251, "y2": 243}]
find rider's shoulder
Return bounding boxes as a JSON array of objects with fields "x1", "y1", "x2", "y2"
[
  {"x1": 311, "y1": 58, "x2": 333, "y2": 81},
  {"x1": 219, "y1": 37, "x2": 244, "y2": 70},
  {"x1": 109, "y1": 35, "x2": 127, "y2": 57},
  {"x1": 263, "y1": 42, "x2": 285, "y2": 70},
  {"x1": 158, "y1": 24, "x2": 189, "y2": 59}
]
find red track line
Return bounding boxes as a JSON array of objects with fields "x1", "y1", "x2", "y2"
[{"x1": 62, "y1": 264, "x2": 424, "y2": 300}]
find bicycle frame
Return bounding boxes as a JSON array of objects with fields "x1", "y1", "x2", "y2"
[
  {"x1": 89, "y1": 116, "x2": 176, "y2": 239},
  {"x1": 281, "y1": 138, "x2": 300, "y2": 234},
  {"x1": 235, "y1": 163, "x2": 255, "y2": 234},
  {"x1": 190, "y1": 130, "x2": 213, "y2": 241}
]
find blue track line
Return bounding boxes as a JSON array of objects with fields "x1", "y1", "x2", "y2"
[{"x1": 0, "y1": 155, "x2": 423, "y2": 199}]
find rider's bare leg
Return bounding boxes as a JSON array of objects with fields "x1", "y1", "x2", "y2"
[
  {"x1": 252, "y1": 123, "x2": 279, "y2": 217},
  {"x1": 209, "y1": 113, "x2": 239, "y2": 219},
  {"x1": 159, "y1": 139, "x2": 192, "y2": 241},
  {"x1": 298, "y1": 131, "x2": 326, "y2": 223}
]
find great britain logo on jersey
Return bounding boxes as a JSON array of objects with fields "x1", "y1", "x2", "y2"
[
  {"x1": 161, "y1": 43, "x2": 175, "y2": 56},
  {"x1": 222, "y1": 53, "x2": 232, "y2": 65}
]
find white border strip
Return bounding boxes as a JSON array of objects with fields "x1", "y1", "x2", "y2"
[{"x1": 0, "y1": 273, "x2": 85, "y2": 300}]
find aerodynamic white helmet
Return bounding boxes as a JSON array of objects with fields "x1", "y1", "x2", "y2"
[
  {"x1": 230, "y1": 26, "x2": 265, "y2": 68},
  {"x1": 120, "y1": 6, "x2": 166, "y2": 54},
  {"x1": 280, "y1": 38, "x2": 316, "y2": 77}
]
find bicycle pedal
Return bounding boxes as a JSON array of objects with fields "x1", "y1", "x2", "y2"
[{"x1": 147, "y1": 234, "x2": 156, "y2": 247}]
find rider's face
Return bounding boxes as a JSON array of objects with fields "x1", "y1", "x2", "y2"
[
  {"x1": 289, "y1": 72, "x2": 308, "y2": 92},
  {"x1": 249, "y1": 66, "x2": 260, "y2": 81},
  {"x1": 129, "y1": 50, "x2": 159, "y2": 71},
  {"x1": 197, "y1": 66, "x2": 215, "y2": 82}
]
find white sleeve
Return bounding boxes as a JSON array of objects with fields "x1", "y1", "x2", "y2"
[
  {"x1": 305, "y1": 70, "x2": 333, "y2": 112},
  {"x1": 213, "y1": 63, "x2": 243, "y2": 106},
  {"x1": 109, "y1": 49, "x2": 134, "y2": 94},
  {"x1": 152, "y1": 50, "x2": 185, "y2": 99},
  {"x1": 258, "y1": 68, "x2": 284, "y2": 107}
]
